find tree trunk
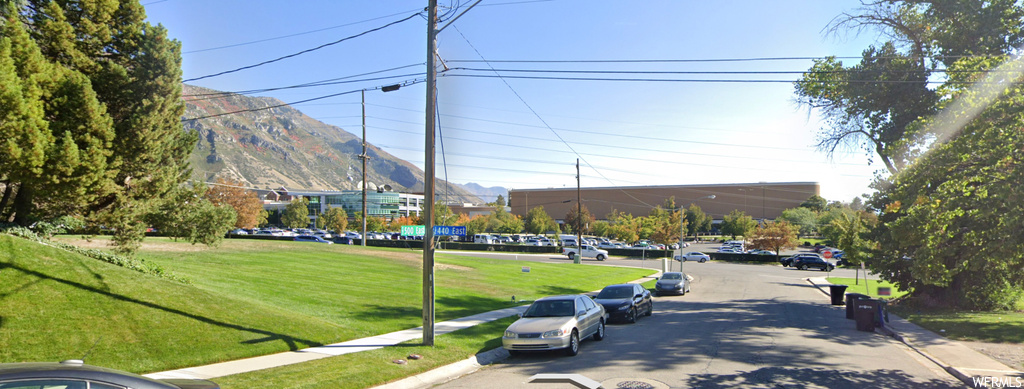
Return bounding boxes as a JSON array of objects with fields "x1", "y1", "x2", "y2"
[
  {"x1": 0, "y1": 181, "x2": 13, "y2": 222},
  {"x1": 12, "y1": 182, "x2": 34, "y2": 226}
]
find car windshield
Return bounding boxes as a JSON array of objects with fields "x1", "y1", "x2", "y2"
[
  {"x1": 596, "y1": 287, "x2": 633, "y2": 299},
  {"x1": 523, "y1": 300, "x2": 575, "y2": 317},
  {"x1": 662, "y1": 273, "x2": 682, "y2": 280}
]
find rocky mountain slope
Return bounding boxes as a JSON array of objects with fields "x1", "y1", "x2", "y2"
[{"x1": 182, "y1": 84, "x2": 482, "y2": 204}]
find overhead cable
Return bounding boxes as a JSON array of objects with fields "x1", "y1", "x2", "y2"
[{"x1": 184, "y1": 12, "x2": 422, "y2": 82}]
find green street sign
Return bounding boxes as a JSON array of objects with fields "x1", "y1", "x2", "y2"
[{"x1": 401, "y1": 225, "x2": 426, "y2": 236}]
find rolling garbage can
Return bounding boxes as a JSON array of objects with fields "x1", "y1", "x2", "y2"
[
  {"x1": 573, "y1": 253, "x2": 581, "y2": 264},
  {"x1": 874, "y1": 299, "x2": 889, "y2": 327},
  {"x1": 828, "y1": 285, "x2": 848, "y2": 305},
  {"x1": 854, "y1": 299, "x2": 879, "y2": 332},
  {"x1": 845, "y1": 293, "x2": 869, "y2": 319}
]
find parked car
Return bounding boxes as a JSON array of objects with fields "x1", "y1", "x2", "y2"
[
  {"x1": 676, "y1": 252, "x2": 710, "y2": 263},
  {"x1": 655, "y1": 272, "x2": 691, "y2": 296},
  {"x1": 228, "y1": 228, "x2": 248, "y2": 235},
  {"x1": 597, "y1": 242, "x2": 618, "y2": 249},
  {"x1": 502, "y1": 295, "x2": 606, "y2": 356},
  {"x1": 594, "y1": 284, "x2": 653, "y2": 323},
  {"x1": 562, "y1": 245, "x2": 608, "y2": 261},
  {"x1": 782, "y1": 253, "x2": 823, "y2": 267},
  {"x1": 792, "y1": 256, "x2": 835, "y2": 271},
  {"x1": 294, "y1": 235, "x2": 333, "y2": 244},
  {"x1": 748, "y1": 249, "x2": 777, "y2": 255},
  {"x1": 0, "y1": 360, "x2": 220, "y2": 389}
]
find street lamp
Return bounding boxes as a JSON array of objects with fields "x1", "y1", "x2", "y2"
[
  {"x1": 678, "y1": 194, "x2": 716, "y2": 272},
  {"x1": 360, "y1": 84, "x2": 401, "y2": 246}
]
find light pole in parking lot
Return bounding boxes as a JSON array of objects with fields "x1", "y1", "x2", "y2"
[
  {"x1": 678, "y1": 194, "x2": 716, "y2": 271},
  {"x1": 361, "y1": 84, "x2": 401, "y2": 246}
]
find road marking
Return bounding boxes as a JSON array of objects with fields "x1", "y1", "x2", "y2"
[{"x1": 529, "y1": 373, "x2": 603, "y2": 389}]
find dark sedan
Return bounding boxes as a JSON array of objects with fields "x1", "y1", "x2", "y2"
[
  {"x1": 0, "y1": 360, "x2": 219, "y2": 389},
  {"x1": 594, "y1": 284, "x2": 653, "y2": 323},
  {"x1": 654, "y1": 272, "x2": 691, "y2": 296},
  {"x1": 792, "y1": 256, "x2": 836, "y2": 271}
]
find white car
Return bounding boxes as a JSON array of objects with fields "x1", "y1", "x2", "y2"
[
  {"x1": 502, "y1": 295, "x2": 606, "y2": 356},
  {"x1": 677, "y1": 252, "x2": 711, "y2": 263}
]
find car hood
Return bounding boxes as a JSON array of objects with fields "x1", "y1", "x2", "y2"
[
  {"x1": 656, "y1": 279, "x2": 683, "y2": 287},
  {"x1": 593, "y1": 297, "x2": 631, "y2": 307},
  {"x1": 507, "y1": 316, "x2": 576, "y2": 333}
]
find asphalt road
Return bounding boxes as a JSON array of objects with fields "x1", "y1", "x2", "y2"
[{"x1": 432, "y1": 252, "x2": 962, "y2": 389}]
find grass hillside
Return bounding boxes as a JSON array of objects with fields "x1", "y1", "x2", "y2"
[
  {"x1": 125, "y1": 237, "x2": 654, "y2": 337},
  {"x1": 11, "y1": 236, "x2": 654, "y2": 376},
  {"x1": 0, "y1": 235, "x2": 346, "y2": 373}
]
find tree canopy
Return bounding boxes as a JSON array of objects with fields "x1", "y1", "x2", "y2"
[{"x1": 0, "y1": 0, "x2": 195, "y2": 254}]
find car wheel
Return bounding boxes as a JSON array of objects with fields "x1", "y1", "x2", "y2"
[
  {"x1": 627, "y1": 308, "x2": 637, "y2": 323},
  {"x1": 565, "y1": 330, "x2": 580, "y2": 356},
  {"x1": 699, "y1": 258, "x2": 706, "y2": 263},
  {"x1": 645, "y1": 301, "x2": 653, "y2": 316},
  {"x1": 800, "y1": 265, "x2": 807, "y2": 270},
  {"x1": 593, "y1": 320, "x2": 605, "y2": 341},
  {"x1": 596, "y1": 254, "x2": 605, "y2": 261},
  {"x1": 566, "y1": 253, "x2": 574, "y2": 259}
]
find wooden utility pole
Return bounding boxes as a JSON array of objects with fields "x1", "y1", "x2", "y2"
[
  {"x1": 576, "y1": 159, "x2": 581, "y2": 256},
  {"x1": 360, "y1": 90, "x2": 368, "y2": 246},
  {"x1": 422, "y1": 0, "x2": 438, "y2": 346}
]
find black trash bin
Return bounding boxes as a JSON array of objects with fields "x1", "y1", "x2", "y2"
[
  {"x1": 828, "y1": 285, "x2": 848, "y2": 305},
  {"x1": 845, "y1": 293, "x2": 869, "y2": 319},
  {"x1": 854, "y1": 298, "x2": 879, "y2": 332}
]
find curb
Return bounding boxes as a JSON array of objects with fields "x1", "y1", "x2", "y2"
[
  {"x1": 806, "y1": 277, "x2": 1022, "y2": 388},
  {"x1": 370, "y1": 347, "x2": 509, "y2": 389}
]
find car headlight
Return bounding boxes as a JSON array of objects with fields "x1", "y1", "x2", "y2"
[
  {"x1": 542, "y1": 328, "x2": 569, "y2": 338},
  {"x1": 504, "y1": 330, "x2": 517, "y2": 338},
  {"x1": 617, "y1": 305, "x2": 631, "y2": 311}
]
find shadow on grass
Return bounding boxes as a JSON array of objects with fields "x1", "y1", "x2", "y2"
[{"x1": 2, "y1": 263, "x2": 324, "y2": 351}]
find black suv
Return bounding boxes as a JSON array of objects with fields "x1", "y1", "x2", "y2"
[
  {"x1": 781, "y1": 253, "x2": 819, "y2": 267},
  {"x1": 792, "y1": 256, "x2": 835, "y2": 271}
]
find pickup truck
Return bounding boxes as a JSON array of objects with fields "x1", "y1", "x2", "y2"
[{"x1": 563, "y1": 245, "x2": 608, "y2": 261}]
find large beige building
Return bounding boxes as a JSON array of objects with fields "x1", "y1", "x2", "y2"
[{"x1": 508, "y1": 182, "x2": 820, "y2": 222}]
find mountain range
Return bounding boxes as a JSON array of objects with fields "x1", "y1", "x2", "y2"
[{"x1": 182, "y1": 84, "x2": 490, "y2": 204}]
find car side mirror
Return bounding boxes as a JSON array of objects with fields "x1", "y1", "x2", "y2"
[
  {"x1": 517, "y1": 313, "x2": 523, "y2": 318},
  {"x1": 635, "y1": 294, "x2": 643, "y2": 299},
  {"x1": 577, "y1": 310, "x2": 586, "y2": 317}
]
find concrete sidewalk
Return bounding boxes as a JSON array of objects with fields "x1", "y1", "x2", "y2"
[
  {"x1": 807, "y1": 277, "x2": 1024, "y2": 388},
  {"x1": 144, "y1": 305, "x2": 529, "y2": 381}
]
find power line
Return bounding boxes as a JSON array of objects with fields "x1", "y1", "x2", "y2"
[
  {"x1": 183, "y1": 8, "x2": 424, "y2": 55},
  {"x1": 184, "y1": 12, "x2": 422, "y2": 83},
  {"x1": 182, "y1": 78, "x2": 426, "y2": 121},
  {"x1": 182, "y1": 64, "x2": 424, "y2": 99},
  {"x1": 442, "y1": 73, "x2": 946, "y2": 84}
]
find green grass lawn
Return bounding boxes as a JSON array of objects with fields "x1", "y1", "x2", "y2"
[
  {"x1": 823, "y1": 274, "x2": 1024, "y2": 345},
  {"x1": 215, "y1": 317, "x2": 517, "y2": 389},
  {"x1": 11, "y1": 235, "x2": 653, "y2": 375},
  {"x1": 1, "y1": 235, "x2": 345, "y2": 373},
  {"x1": 825, "y1": 277, "x2": 909, "y2": 300},
  {"x1": 887, "y1": 309, "x2": 1024, "y2": 344}
]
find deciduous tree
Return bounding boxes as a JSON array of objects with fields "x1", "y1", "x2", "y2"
[
  {"x1": 318, "y1": 206, "x2": 348, "y2": 233},
  {"x1": 282, "y1": 197, "x2": 310, "y2": 229},
  {"x1": 204, "y1": 178, "x2": 264, "y2": 229},
  {"x1": 747, "y1": 221, "x2": 799, "y2": 259},
  {"x1": 720, "y1": 210, "x2": 757, "y2": 240}
]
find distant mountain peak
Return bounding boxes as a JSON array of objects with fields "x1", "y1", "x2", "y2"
[{"x1": 183, "y1": 84, "x2": 482, "y2": 204}]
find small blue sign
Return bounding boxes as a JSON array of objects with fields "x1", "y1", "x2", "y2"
[{"x1": 433, "y1": 225, "x2": 467, "y2": 236}]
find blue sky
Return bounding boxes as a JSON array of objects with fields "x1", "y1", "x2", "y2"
[{"x1": 145, "y1": 0, "x2": 887, "y2": 203}]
